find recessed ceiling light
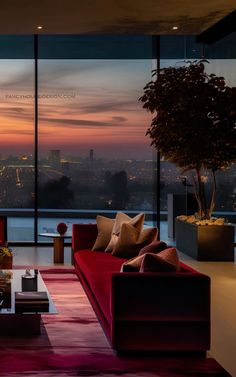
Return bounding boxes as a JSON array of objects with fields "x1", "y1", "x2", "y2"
[
  {"x1": 172, "y1": 26, "x2": 178, "y2": 30},
  {"x1": 37, "y1": 26, "x2": 43, "y2": 30}
]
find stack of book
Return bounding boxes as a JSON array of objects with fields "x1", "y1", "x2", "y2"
[{"x1": 15, "y1": 291, "x2": 49, "y2": 313}]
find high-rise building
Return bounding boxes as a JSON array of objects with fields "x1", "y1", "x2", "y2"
[{"x1": 89, "y1": 149, "x2": 94, "y2": 161}]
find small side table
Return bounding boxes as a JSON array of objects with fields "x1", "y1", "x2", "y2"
[{"x1": 39, "y1": 233, "x2": 72, "y2": 263}]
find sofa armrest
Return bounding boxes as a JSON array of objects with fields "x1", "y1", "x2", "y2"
[
  {"x1": 111, "y1": 272, "x2": 210, "y2": 321},
  {"x1": 72, "y1": 223, "x2": 98, "y2": 252}
]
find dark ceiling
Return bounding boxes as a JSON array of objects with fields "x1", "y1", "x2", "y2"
[{"x1": 0, "y1": 0, "x2": 235, "y2": 34}]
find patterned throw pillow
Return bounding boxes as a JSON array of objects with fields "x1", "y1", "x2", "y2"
[
  {"x1": 112, "y1": 223, "x2": 158, "y2": 259},
  {"x1": 105, "y1": 212, "x2": 145, "y2": 253},
  {"x1": 138, "y1": 240, "x2": 167, "y2": 256},
  {"x1": 92, "y1": 215, "x2": 115, "y2": 251}
]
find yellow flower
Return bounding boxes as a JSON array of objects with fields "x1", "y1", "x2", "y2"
[{"x1": 0, "y1": 247, "x2": 12, "y2": 257}]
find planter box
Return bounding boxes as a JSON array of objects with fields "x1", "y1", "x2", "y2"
[
  {"x1": 168, "y1": 194, "x2": 198, "y2": 238},
  {"x1": 175, "y1": 218, "x2": 235, "y2": 261},
  {"x1": 0, "y1": 253, "x2": 13, "y2": 269}
]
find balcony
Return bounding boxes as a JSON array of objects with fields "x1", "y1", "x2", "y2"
[{"x1": 1, "y1": 208, "x2": 235, "y2": 244}]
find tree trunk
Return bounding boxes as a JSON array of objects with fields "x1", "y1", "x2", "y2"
[
  {"x1": 196, "y1": 168, "x2": 207, "y2": 219},
  {"x1": 208, "y1": 170, "x2": 216, "y2": 219}
]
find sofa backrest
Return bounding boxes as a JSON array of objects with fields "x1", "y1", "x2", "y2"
[{"x1": 72, "y1": 223, "x2": 97, "y2": 252}]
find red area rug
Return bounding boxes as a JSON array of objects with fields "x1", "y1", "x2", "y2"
[{"x1": 0, "y1": 269, "x2": 230, "y2": 377}]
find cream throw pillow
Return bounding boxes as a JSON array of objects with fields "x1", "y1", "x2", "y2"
[
  {"x1": 105, "y1": 212, "x2": 144, "y2": 253},
  {"x1": 92, "y1": 215, "x2": 115, "y2": 251},
  {"x1": 112, "y1": 223, "x2": 158, "y2": 259}
]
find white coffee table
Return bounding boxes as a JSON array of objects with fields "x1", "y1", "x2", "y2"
[{"x1": 0, "y1": 269, "x2": 57, "y2": 335}]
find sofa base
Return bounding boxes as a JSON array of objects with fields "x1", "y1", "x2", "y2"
[
  {"x1": 74, "y1": 260, "x2": 112, "y2": 346},
  {"x1": 74, "y1": 258, "x2": 210, "y2": 353},
  {"x1": 116, "y1": 350, "x2": 207, "y2": 357}
]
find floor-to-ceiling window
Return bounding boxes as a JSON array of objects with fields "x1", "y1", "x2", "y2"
[
  {"x1": 1, "y1": 34, "x2": 234, "y2": 243},
  {"x1": 37, "y1": 36, "x2": 155, "y2": 239},
  {"x1": 159, "y1": 35, "x2": 236, "y2": 241},
  {"x1": 0, "y1": 35, "x2": 156, "y2": 243}
]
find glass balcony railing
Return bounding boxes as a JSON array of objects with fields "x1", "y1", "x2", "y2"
[{"x1": 1, "y1": 208, "x2": 235, "y2": 243}]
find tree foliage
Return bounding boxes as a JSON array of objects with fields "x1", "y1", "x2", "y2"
[
  {"x1": 39, "y1": 176, "x2": 74, "y2": 208},
  {"x1": 139, "y1": 60, "x2": 236, "y2": 219}
]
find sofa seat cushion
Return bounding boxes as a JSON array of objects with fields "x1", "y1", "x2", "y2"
[
  {"x1": 74, "y1": 250, "x2": 126, "y2": 324},
  {"x1": 75, "y1": 250, "x2": 126, "y2": 274}
]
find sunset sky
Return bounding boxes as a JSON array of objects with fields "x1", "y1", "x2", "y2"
[
  {"x1": 0, "y1": 58, "x2": 234, "y2": 160},
  {"x1": 0, "y1": 59, "x2": 154, "y2": 160}
]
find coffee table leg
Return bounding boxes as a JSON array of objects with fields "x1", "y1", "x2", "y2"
[{"x1": 53, "y1": 237, "x2": 64, "y2": 263}]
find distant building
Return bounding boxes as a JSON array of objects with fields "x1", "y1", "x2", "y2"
[
  {"x1": 61, "y1": 160, "x2": 70, "y2": 174},
  {"x1": 48, "y1": 150, "x2": 61, "y2": 164},
  {"x1": 89, "y1": 149, "x2": 94, "y2": 161}
]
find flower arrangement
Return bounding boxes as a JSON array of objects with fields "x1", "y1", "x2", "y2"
[
  {"x1": 56, "y1": 222, "x2": 68, "y2": 235},
  {"x1": 0, "y1": 246, "x2": 12, "y2": 258}
]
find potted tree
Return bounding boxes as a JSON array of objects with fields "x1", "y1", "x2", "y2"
[{"x1": 139, "y1": 60, "x2": 236, "y2": 260}]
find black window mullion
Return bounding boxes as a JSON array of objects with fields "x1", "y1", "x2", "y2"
[
  {"x1": 152, "y1": 35, "x2": 161, "y2": 237},
  {"x1": 34, "y1": 34, "x2": 38, "y2": 243}
]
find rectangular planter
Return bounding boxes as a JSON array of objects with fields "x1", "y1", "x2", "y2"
[
  {"x1": 0, "y1": 253, "x2": 13, "y2": 269},
  {"x1": 168, "y1": 194, "x2": 198, "y2": 238},
  {"x1": 175, "y1": 218, "x2": 235, "y2": 261}
]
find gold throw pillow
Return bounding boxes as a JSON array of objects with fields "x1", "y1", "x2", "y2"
[
  {"x1": 112, "y1": 223, "x2": 158, "y2": 259},
  {"x1": 92, "y1": 215, "x2": 115, "y2": 251},
  {"x1": 105, "y1": 212, "x2": 144, "y2": 253}
]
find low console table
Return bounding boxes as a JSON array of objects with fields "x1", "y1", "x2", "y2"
[{"x1": 39, "y1": 233, "x2": 72, "y2": 263}]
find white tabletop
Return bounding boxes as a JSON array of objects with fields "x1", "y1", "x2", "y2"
[{"x1": 39, "y1": 232, "x2": 72, "y2": 238}]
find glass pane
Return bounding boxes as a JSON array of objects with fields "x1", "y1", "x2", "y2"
[
  {"x1": 204, "y1": 59, "x2": 236, "y2": 221},
  {"x1": 160, "y1": 35, "x2": 201, "y2": 59},
  {"x1": 38, "y1": 35, "x2": 153, "y2": 59},
  {"x1": 38, "y1": 57, "x2": 155, "y2": 237},
  {"x1": 0, "y1": 57, "x2": 34, "y2": 241},
  {"x1": 159, "y1": 55, "x2": 236, "y2": 241}
]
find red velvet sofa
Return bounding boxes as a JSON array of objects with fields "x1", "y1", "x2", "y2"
[
  {"x1": 72, "y1": 223, "x2": 211, "y2": 353},
  {"x1": 0, "y1": 216, "x2": 7, "y2": 245}
]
